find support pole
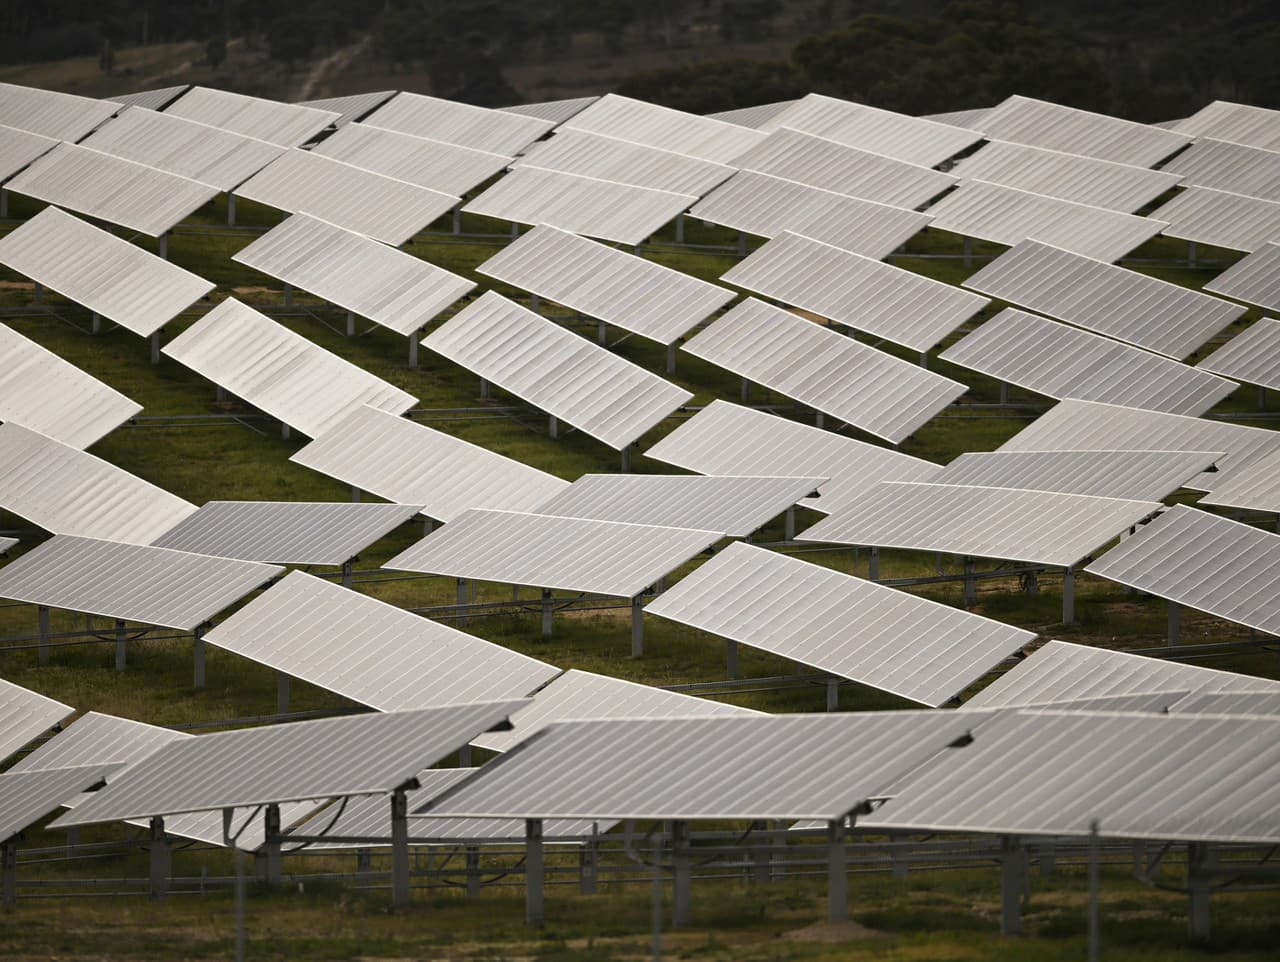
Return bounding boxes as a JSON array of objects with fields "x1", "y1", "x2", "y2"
[
  {"x1": 115, "y1": 619, "x2": 127, "y2": 671},
  {"x1": 37, "y1": 605, "x2": 49, "y2": 666},
  {"x1": 1062, "y1": 567, "x2": 1076, "y2": 625},
  {"x1": 341, "y1": 560, "x2": 353, "y2": 589},
  {"x1": 597, "y1": 319, "x2": 607, "y2": 345},
  {"x1": 346, "y1": 312, "x2": 356, "y2": 337},
  {"x1": 408, "y1": 336, "x2": 418, "y2": 368},
  {"x1": 1088, "y1": 820, "x2": 1100, "y2": 962},
  {"x1": 390, "y1": 789, "x2": 410, "y2": 908},
  {"x1": 283, "y1": 283, "x2": 292, "y2": 306},
  {"x1": 1187, "y1": 842, "x2": 1212, "y2": 941},
  {"x1": 478, "y1": 377, "x2": 490, "y2": 400},
  {"x1": 34, "y1": 281, "x2": 43, "y2": 303},
  {"x1": 962, "y1": 556, "x2": 977, "y2": 607},
  {"x1": 750, "y1": 823, "x2": 771, "y2": 884},
  {"x1": 1258, "y1": 384, "x2": 1267, "y2": 411},
  {"x1": 150, "y1": 331, "x2": 161, "y2": 364},
  {"x1": 91, "y1": 313, "x2": 101, "y2": 334},
  {"x1": 159, "y1": 233, "x2": 168, "y2": 260},
  {"x1": 665, "y1": 342, "x2": 676, "y2": 375},
  {"x1": 452, "y1": 207, "x2": 461, "y2": 235},
  {"x1": 631, "y1": 594, "x2": 645, "y2": 657},
  {"x1": 650, "y1": 831, "x2": 664, "y2": 960},
  {"x1": 579, "y1": 830, "x2": 599, "y2": 894},
  {"x1": 525, "y1": 819, "x2": 544, "y2": 926},
  {"x1": 674, "y1": 213, "x2": 684, "y2": 244},
  {"x1": 889, "y1": 832, "x2": 908, "y2": 879},
  {"x1": 465, "y1": 847, "x2": 481, "y2": 896},
  {"x1": 784, "y1": 507, "x2": 796, "y2": 542},
  {"x1": 826, "y1": 678, "x2": 839, "y2": 712},
  {"x1": 540, "y1": 588, "x2": 553, "y2": 637},
  {"x1": 350, "y1": 486, "x2": 361, "y2": 502},
  {"x1": 227, "y1": 192, "x2": 236, "y2": 225},
  {"x1": 260, "y1": 805, "x2": 281, "y2": 886},
  {"x1": 281, "y1": 423, "x2": 291, "y2": 440},
  {"x1": 276, "y1": 671, "x2": 290, "y2": 714},
  {"x1": 456, "y1": 578, "x2": 469, "y2": 626},
  {"x1": 1, "y1": 840, "x2": 15, "y2": 908},
  {"x1": 962, "y1": 235, "x2": 973, "y2": 267},
  {"x1": 1168, "y1": 601, "x2": 1181, "y2": 646},
  {"x1": 827, "y1": 819, "x2": 847, "y2": 922},
  {"x1": 1188, "y1": 240, "x2": 1198, "y2": 268},
  {"x1": 193, "y1": 624, "x2": 206, "y2": 689},
  {"x1": 918, "y1": 351, "x2": 928, "y2": 370},
  {"x1": 868, "y1": 546, "x2": 880, "y2": 580},
  {"x1": 1000, "y1": 835, "x2": 1024, "y2": 936},
  {"x1": 740, "y1": 377, "x2": 750, "y2": 403},
  {"x1": 148, "y1": 816, "x2": 170, "y2": 899},
  {"x1": 999, "y1": 381, "x2": 1009, "y2": 405},
  {"x1": 814, "y1": 411, "x2": 825, "y2": 429},
  {"x1": 671, "y1": 820, "x2": 692, "y2": 926},
  {"x1": 726, "y1": 639, "x2": 738, "y2": 679},
  {"x1": 548, "y1": 415, "x2": 558, "y2": 439},
  {"x1": 620, "y1": 446, "x2": 631, "y2": 473},
  {"x1": 0, "y1": 188, "x2": 7, "y2": 218}
]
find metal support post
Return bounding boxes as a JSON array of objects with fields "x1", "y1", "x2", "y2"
[
  {"x1": 193, "y1": 624, "x2": 206, "y2": 689},
  {"x1": 530, "y1": 293, "x2": 540, "y2": 312},
  {"x1": 511, "y1": 222, "x2": 520, "y2": 238},
  {"x1": 541, "y1": 588, "x2": 553, "y2": 637},
  {"x1": 736, "y1": 232, "x2": 747, "y2": 255},
  {"x1": 962, "y1": 235, "x2": 973, "y2": 267},
  {"x1": 1000, "y1": 835, "x2": 1024, "y2": 936},
  {"x1": 962, "y1": 556, "x2": 977, "y2": 607},
  {"x1": 548, "y1": 415, "x2": 558, "y2": 439},
  {"x1": 740, "y1": 377, "x2": 750, "y2": 403},
  {"x1": 1039, "y1": 840, "x2": 1056, "y2": 877},
  {"x1": 726, "y1": 639, "x2": 738, "y2": 679},
  {"x1": 1062, "y1": 567, "x2": 1076, "y2": 625},
  {"x1": 579, "y1": 831, "x2": 599, "y2": 894},
  {"x1": 281, "y1": 422, "x2": 291, "y2": 440},
  {"x1": 1168, "y1": 601, "x2": 1181, "y2": 646},
  {"x1": 456, "y1": 578, "x2": 469, "y2": 626},
  {"x1": 227, "y1": 192, "x2": 236, "y2": 225},
  {"x1": 1088, "y1": 821, "x2": 1100, "y2": 962},
  {"x1": 1187, "y1": 240, "x2": 1197, "y2": 268},
  {"x1": 260, "y1": 805, "x2": 281, "y2": 886},
  {"x1": 1187, "y1": 842, "x2": 1212, "y2": 940},
  {"x1": 452, "y1": 207, "x2": 461, "y2": 234},
  {"x1": 149, "y1": 816, "x2": 170, "y2": 899},
  {"x1": 350, "y1": 486, "x2": 361, "y2": 502},
  {"x1": 465, "y1": 847, "x2": 481, "y2": 896},
  {"x1": 34, "y1": 281, "x2": 43, "y2": 303},
  {"x1": 159, "y1": 233, "x2": 168, "y2": 259},
  {"x1": 999, "y1": 381, "x2": 1009, "y2": 404},
  {"x1": 478, "y1": 377, "x2": 490, "y2": 399},
  {"x1": 150, "y1": 331, "x2": 161, "y2": 364},
  {"x1": 37, "y1": 605, "x2": 49, "y2": 666},
  {"x1": 390, "y1": 789, "x2": 410, "y2": 908},
  {"x1": 0, "y1": 188, "x2": 7, "y2": 218},
  {"x1": 276, "y1": 671, "x2": 290, "y2": 713},
  {"x1": 784, "y1": 507, "x2": 796, "y2": 541},
  {"x1": 1, "y1": 840, "x2": 15, "y2": 908},
  {"x1": 631, "y1": 594, "x2": 644, "y2": 657},
  {"x1": 91, "y1": 313, "x2": 101, "y2": 334},
  {"x1": 665, "y1": 342, "x2": 676, "y2": 374},
  {"x1": 750, "y1": 823, "x2": 771, "y2": 884},
  {"x1": 827, "y1": 819, "x2": 847, "y2": 922},
  {"x1": 458, "y1": 744, "x2": 472, "y2": 766},
  {"x1": 346, "y1": 312, "x2": 355, "y2": 337},
  {"x1": 283, "y1": 282, "x2": 292, "y2": 306},
  {"x1": 814, "y1": 411, "x2": 825, "y2": 428},
  {"x1": 408, "y1": 336, "x2": 418, "y2": 368},
  {"x1": 890, "y1": 832, "x2": 908, "y2": 879},
  {"x1": 918, "y1": 351, "x2": 928, "y2": 369},
  {"x1": 620, "y1": 446, "x2": 631, "y2": 472},
  {"x1": 674, "y1": 213, "x2": 684, "y2": 243},
  {"x1": 868, "y1": 546, "x2": 880, "y2": 580},
  {"x1": 826, "y1": 678, "x2": 839, "y2": 712},
  {"x1": 671, "y1": 820, "x2": 692, "y2": 926},
  {"x1": 356, "y1": 848, "x2": 372, "y2": 873},
  {"x1": 597, "y1": 318, "x2": 607, "y2": 345},
  {"x1": 525, "y1": 819, "x2": 544, "y2": 926},
  {"x1": 650, "y1": 831, "x2": 664, "y2": 960},
  {"x1": 341, "y1": 560, "x2": 353, "y2": 589},
  {"x1": 115, "y1": 619, "x2": 127, "y2": 671}
]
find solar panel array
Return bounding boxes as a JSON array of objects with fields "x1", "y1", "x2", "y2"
[
  {"x1": 516, "y1": 130, "x2": 734, "y2": 195},
  {"x1": 163, "y1": 86, "x2": 338, "y2": 148},
  {"x1": 1162, "y1": 138, "x2": 1280, "y2": 202},
  {"x1": 0, "y1": 82, "x2": 121, "y2": 140},
  {"x1": 1174, "y1": 100, "x2": 1280, "y2": 151},
  {"x1": 932, "y1": 450, "x2": 1220, "y2": 501},
  {"x1": 363, "y1": 91, "x2": 555, "y2": 155},
  {"x1": 0, "y1": 677, "x2": 74, "y2": 764},
  {"x1": 561, "y1": 93, "x2": 767, "y2": 164},
  {"x1": 1203, "y1": 243, "x2": 1280, "y2": 312},
  {"x1": 1149, "y1": 185, "x2": 1280, "y2": 252},
  {"x1": 0, "y1": 123, "x2": 57, "y2": 180},
  {"x1": 309, "y1": 122, "x2": 511, "y2": 196}
]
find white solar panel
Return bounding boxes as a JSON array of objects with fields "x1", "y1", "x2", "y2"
[
  {"x1": 1161, "y1": 139, "x2": 1280, "y2": 202},
  {"x1": 1174, "y1": 100, "x2": 1280, "y2": 152},
  {"x1": 1197, "y1": 317, "x2": 1280, "y2": 391},
  {"x1": 0, "y1": 82, "x2": 120, "y2": 140},
  {"x1": 0, "y1": 677, "x2": 74, "y2": 764},
  {"x1": 978, "y1": 95, "x2": 1190, "y2": 166},
  {"x1": 309, "y1": 122, "x2": 511, "y2": 196},
  {"x1": 1197, "y1": 447, "x2": 1280, "y2": 513},
  {"x1": 560, "y1": 93, "x2": 767, "y2": 164},
  {"x1": 1149, "y1": 185, "x2": 1280, "y2": 253},
  {"x1": 0, "y1": 123, "x2": 58, "y2": 181},
  {"x1": 364, "y1": 92, "x2": 555, "y2": 155},
  {"x1": 932, "y1": 450, "x2": 1222, "y2": 501},
  {"x1": 515, "y1": 130, "x2": 735, "y2": 195},
  {"x1": 162, "y1": 298, "x2": 418, "y2": 440},
  {"x1": 163, "y1": 86, "x2": 338, "y2": 148},
  {"x1": 1204, "y1": 244, "x2": 1280, "y2": 312}
]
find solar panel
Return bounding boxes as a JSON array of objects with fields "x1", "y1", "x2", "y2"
[
  {"x1": 476, "y1": 225, "x2": 735, "y2": 346},
  {"x1": 705, "y1": 99, "x2": 798, "y2": 130},
  {"x1": 533, "y1": 474, "x2": 825, "y2": 538},
  {"x1": 301, "y1": 768, "x2": 601, "y2": 844},
  {"x1": 0, "y1": 766, "x2": 120, "y2": 844},
  {"x1": 51, "y1": 701, "x2": 526, "y2": 827},
  {"x1": 423, "y1": 711, "x2": 973, "y2": 821},
  {"x1": 1174, "y1": 100, "x2": 1280, "y2": 152},
  {"x1": 759, "y1": 94, "x2": 982, "y2": 167},
  {"x1": 232, "y1": 213, "x2": 475, "y2": 337},
  {"x1": 79, "y1": 105, "x2": 286, "y2": 191},
  {"x1": 948, "y1": 140, "x2": 1182, "y2": 212},
  {"x1": 0, "y1": 206, "x2": 214, "y2": 337},
  {"x1": 0, "y1": 323, "x2": 140, "y2": 449},
  {"x1": 0, "y1": 422, "x2": 197, "y2": 544},
  {"x1": 721, "y1": 231, "x2": 989, "y2": 353},
  {"x1": 924, "y1": 180, "x2": 1167, "y2": 263},
  {"x1": 462, "y1": 166, "x2": 695, "y2": 246},
  {"x1": 1161, "y1": 139, "x2": 1280, "y2": 202},
  {"x1": 364, "y1": 92, "x2": 555, "y2": 155},
  {"x1": 1198, "y1": 317, "x2": 1280, "y2": 393},
  {"x1": 204, "y1": 570, "x2": 560, "y2": 710},
  {"x1": 1203, "y1": 244, "x2": 1280, "y2": 313},
  {"x1": 421, "y1": 291, "x2": 692, "y2": 450},
  {"x1": 964, "y1": 639, "x2": 1280, "y2": 709},
  {"x1": 298, "y1": 90, "x2": 396, "y2": 128},
  {"x1": 1149, "y1": 185, "x2": 1280, "y2": 252},
  {"x1": 150, "y1": 501, "x2": 420, "y2": 565},
  {"x1": 560, "y1": 93, "x2": 767, "y2": 164},
  {"x1": 499, "y1": 95, "x2": 599, "y2": 126},
  {"x1": 996, "y1": 399, "x2": 1280, "y2": 492},
  {"x1": 1197, "y1": 447, "x2": 1280, "y2": 512},
  {"x1": 1172, "y1": 690, "x2": 1280, "y2": 715},
  {"x1": 289, "y1": 405, "x2": 568, "y2": 523},
  {"x1": 385, "y1": 509, "x2": 719, "y2": 599},
  {"x1": 0, "y1": 124, "x2": 57, "y2": 181},
  {"x1": 978, "y1": 95, "x2": 1190, "y2": 166},
  {"x1": 0, "y1": 677, "x2": 74, "y2": 764},
  {"x1": 643, "y1": 400, "x2": 942, "y2": 516},
  {"x1": 0, "y1": 535, "x2": 281, "y2": 631},
  {"x1": 799, "y1": 481, "x2": 1160, "y2": 567},
  {"x1": 864, "y1": 709, "x2": 1280, "y2": 844},
  {"x1": 728, "y1": 128, "x2": 956, "y2": 209},
  {"x1": 10, "y1": 711, "x2": 183, "y2": 773},
  {"x1": 309, "y1": 122, "x2": 511, "y2": 196},
  {"x1": 920, "y1": 107, "x2": 992, "y2": 129},
  {"x1": 472, "y1": 668, "x2": 757, "y2": 753},
  {"x1": 961, "y1": 690, "x2": 1189, "y2": 714},
  {"x1": 932, "y1": 450, "x2": 1222, "y2": 501},
  {"x1": 1085, "y1": 505, "x2": 1280, "y2": 636},
  {"x1": 963, "y1": 240, "x2": 1246, "y2": 360},
  {"x1": 108, "y1": 85, "x2": 190, "y2": 113},
  {"x1": 938, "y1": 308, "x2": 1237, "y2": 415},
  {"x1": 680, "y1": 297, "x2": 968, "y2": 444},
  {"x1": 163, "y1": 86, "x2": 338, "y2": 148},
  {"x1": 5, "y1": 142, "x2": 221, "y2": 237},
  {"x1": 233, "y1": 149, "x2": 458, "y2": 246},
  {"x1": 646, "y1": 541, "x2": 1034, "y2": 707},
  {"x1": 689, "y1": 171, "x2": 932, "y2": 257},
  {"x1": 515, "y1": 130, "x2": 735, "y2": 195},
  {"x1": 0, "y1": 82, "x2": 120, "y2": 140},
  {"x1": 162, "y1": 297, "x2": 418, "y2": 440}
]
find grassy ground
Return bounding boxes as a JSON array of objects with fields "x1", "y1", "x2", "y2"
[{"x1": 1, "y1": 192, "x2": 1277, "y2": 955}]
